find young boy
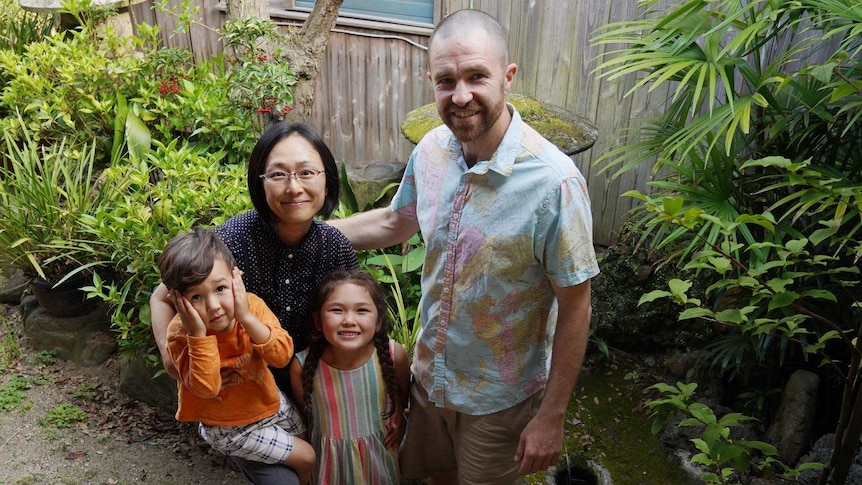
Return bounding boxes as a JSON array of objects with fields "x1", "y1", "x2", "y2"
[{"x1": 158, "y1": 228, "x2": 314, "y2": 484}]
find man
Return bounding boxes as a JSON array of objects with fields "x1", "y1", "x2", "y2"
[{"x1": 330, "y1": 9, "x2": 599, "y2": 484}]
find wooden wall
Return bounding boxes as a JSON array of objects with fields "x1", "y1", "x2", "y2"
[{"x1": 130, "y1": 0, "x2": 672, "y2": 246}]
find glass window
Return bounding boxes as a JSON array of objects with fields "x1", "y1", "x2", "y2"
[{"x1": 294, "y1": 0, "x2": 433, "y2": 25}]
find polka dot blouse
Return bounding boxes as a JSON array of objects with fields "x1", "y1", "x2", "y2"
[{"x1": 214, "y1": 211, "x2": 359, "y2": 354}]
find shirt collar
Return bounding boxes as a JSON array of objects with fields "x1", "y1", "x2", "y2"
[{"x1": 446, "y1": 103, "x2": 522, "y2": 177}]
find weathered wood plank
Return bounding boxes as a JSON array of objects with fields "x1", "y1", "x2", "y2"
[{"x1": 131, "y1": 0, "x2": 695, "y2": 245}]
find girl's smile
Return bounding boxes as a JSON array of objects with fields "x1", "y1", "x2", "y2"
[{"x1": 317, "y1": 282, "x2": 381, "y2": 369}]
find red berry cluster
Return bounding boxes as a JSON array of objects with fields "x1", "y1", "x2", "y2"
[
  {"x1": 252, "y1": 94, "x2": 294, "y2": 118},
  {"x1": 158, "y1": 78, "x2": 181, "y2": 95}
]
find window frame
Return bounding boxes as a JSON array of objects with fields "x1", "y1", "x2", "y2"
[{"x1": 279, "y1": 0, "x2": 439, "y2": 35}]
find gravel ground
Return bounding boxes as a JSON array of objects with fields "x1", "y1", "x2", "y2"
[{"x1": 0, "y1": 303, "x2": 246, "y2": 485}]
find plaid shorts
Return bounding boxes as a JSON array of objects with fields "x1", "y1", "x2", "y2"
[{"x1": 199, "y1": 391, "x2": 306, "y2": 465}]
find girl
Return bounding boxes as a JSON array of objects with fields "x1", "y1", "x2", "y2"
[{"x1": 289, "y1": 269, "x2": 410, "y2": 485}]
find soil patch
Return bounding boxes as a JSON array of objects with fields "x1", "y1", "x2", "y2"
[{"x1": 0, "y1": 303, "x2": 246, "y2": 484}]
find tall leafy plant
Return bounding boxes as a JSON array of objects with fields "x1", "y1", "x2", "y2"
[
  {"x1": 592, "y1": 0, "x2": 861, "y2": 483},
  {"x1": 0, "y1": 117, "x2": 125, "y2": 282},
  {"x1": 84, "y1": 139, "x2": 249, "y2": 360},
  {"x1": 635, "y1": 156, "x2": 860, "y2": 484},
  {"x1": 593, "y1": 0, "x2": 862, "y2": 263}
]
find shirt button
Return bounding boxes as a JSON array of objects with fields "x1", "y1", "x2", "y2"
[
  {"x1": 286, "y1": 306, "x2": 291, "y2": 312},
  {"x1": 288, "y1": 253, "x2": 294, "y2": 259},
  {"x1": 285, "y1": 279, "x2": 290, "y2": 284},
  {"x1": 443, "y1": 288, "x2": 450, "y2": 294}
]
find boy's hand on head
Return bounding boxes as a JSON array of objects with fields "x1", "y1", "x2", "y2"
[
  {"x1": 173, "y1": 289, "x2": 207, "y2": 337},
  {"x1": 231, "y1": 267, "x2": 253, "y2": 327},
  {"x1": 229, "y1": 267, "x2": 272, "y2": 344}
]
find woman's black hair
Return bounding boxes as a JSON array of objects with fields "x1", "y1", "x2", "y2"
[{"x1": 247, "y1": 122, "x2": 341, "y2": 222}]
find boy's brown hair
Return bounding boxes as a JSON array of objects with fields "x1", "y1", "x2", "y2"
[{"x1": 157, "y1": 228, "x2": 237, "y2": 293}]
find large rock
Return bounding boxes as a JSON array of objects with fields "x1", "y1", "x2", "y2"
[
  {"x1": 766, "y1": 369, "x2": 819, "y2": 464},
  {"x1": 0, "y1": 271, "x2": 28, "y2": 305},
  {"x1": 19, "y1": 0, "x2": 147, "y2": 37},
  {"x1": 796, "y1": 433, "x2": 862, "y2": 485},
  {"x1": 401, "y1": 93, "x2": 598, "y2": 156},
  {"x1": 118, "y1": 353, "x2": 178, "y2": 415},
  {"x1": 343, "y1": 161, "x2": 404, "y2": 210},
  {"x1": 20, "y1": 295, "x2": 115, "y2": 365}
]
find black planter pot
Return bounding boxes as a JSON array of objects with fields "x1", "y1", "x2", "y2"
[{"x1": 28, "y1": 275, "x2": 98, "y2": 318}]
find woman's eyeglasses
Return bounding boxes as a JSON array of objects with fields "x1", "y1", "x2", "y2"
[{"x1": 259, "y1": 169, "x2": 325, "y2": 184}]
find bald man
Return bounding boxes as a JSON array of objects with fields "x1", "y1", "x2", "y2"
[{"x1": 329, "y1": 9, "x2": 599, "y2": 484}]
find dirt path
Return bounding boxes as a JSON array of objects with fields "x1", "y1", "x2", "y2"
[{"x1": 0, "y1": 304, "x2": 246, "y2": 485}]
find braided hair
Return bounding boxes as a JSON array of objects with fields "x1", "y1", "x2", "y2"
[{"x1": 300, "y1": 269, "x2": 401, "y2": 428}]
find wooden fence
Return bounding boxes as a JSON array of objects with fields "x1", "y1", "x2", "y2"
[{"x1": 130, "y1": 0, "x2": 677, "y2": 246}]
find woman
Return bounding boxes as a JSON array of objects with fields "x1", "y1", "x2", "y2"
[{"x1": 150, "y1": 122, "x2": 358, "y2": 484}]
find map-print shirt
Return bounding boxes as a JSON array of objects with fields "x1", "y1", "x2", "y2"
[{"x1": 390, "y1": 106, "x2": 600, "y2": 415}]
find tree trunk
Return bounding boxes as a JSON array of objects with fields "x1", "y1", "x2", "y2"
[
  {"x1": 222, "y1": 0, "x2": 344, "y2": 123},
  {"x1": 818, "y1": 327, "x2": 862, "y2": 485},
  {"x1": 226, "y1": 0, "x2": 269, "y2": 22},
  {"x1": 283, "y1": 0, "x2": 345, "y2": 122}
]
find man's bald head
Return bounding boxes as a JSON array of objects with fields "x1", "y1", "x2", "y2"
[{"x1": 428, "y1": 9, "x2": 509, "y2": 67}]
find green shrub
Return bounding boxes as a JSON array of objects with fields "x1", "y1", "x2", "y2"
[
  {"x1": 0, "y1": 0, "x2": 282, "y2": 166},
  {"x1": 648, "y1": 381, "x2": 823, "y2": 484},
  {"x1": 0, "y1": 25, "x2": 133, "y2": 153},
  {"x1": 635, "y1": 162, "x2": 861, "y2": 483},
  {"x1": 0, "y1": 0, "x2": 54, "y2": 55},
  {"x1": 0, "y1": 0, "x2": 297, "y2": 362},
  {"x1": 593, "y1": 0, "x2": 861, "y2": 481},
  {"x1": 84, "y1": 139, "x2": 249, "y2": 359}
]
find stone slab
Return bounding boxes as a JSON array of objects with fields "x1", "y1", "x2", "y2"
[
  {"x1": 19, "y1": 0, "x2": 145, "y2": 14},
  {"x1": 401, "y1": 93, "x2": 598, "y2": 156},
  {"x1": 21, "y1": 295, "x2": 116, "y2": 366}
]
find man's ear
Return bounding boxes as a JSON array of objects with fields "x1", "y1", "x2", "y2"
[{"x1": 504, "y1": 63, "x2": 517, "y2": 93}]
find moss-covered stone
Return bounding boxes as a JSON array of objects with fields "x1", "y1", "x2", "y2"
[{"x1": 400, "y1": 93, "x2": 598, "y2": 155}]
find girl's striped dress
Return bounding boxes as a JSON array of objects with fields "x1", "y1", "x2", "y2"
[{"x1": 297, "y1": 342, "x2": 399, "y2": 485}]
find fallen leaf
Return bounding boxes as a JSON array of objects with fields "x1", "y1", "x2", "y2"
[{"x1": 65, "y1": 450, "x2": 87, "y2": 460}]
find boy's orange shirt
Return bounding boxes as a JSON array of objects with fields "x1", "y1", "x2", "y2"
[{"x1": 166, "y1": 292, "x2": 293, "y2": 426}]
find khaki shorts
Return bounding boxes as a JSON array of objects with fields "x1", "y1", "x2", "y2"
[{"x1": 399, "y1": 380, "x2": 542, "y2": 484}]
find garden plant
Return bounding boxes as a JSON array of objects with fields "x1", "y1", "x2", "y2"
[
  {"x1": 0, "y1": 0, "x2": 422, "y2": 368},
  {"x1": 594, "y1": 0, "x2": 861, "y2": 483}
]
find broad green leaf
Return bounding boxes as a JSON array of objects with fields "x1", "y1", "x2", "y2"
[
  {"x1": 662, "y1": 197, "x2": 685, "y2": 216},
  {"x1": 801, "y1": 289, "x2": 837, "y2": 302},
  {"x1": 680, "y1": 308, "x2": 714, "y2": 320},
  {"x1": 668, "y1": 278, "x2": 693, "y2": 295},
  {"x1": 639, "y1": 290, "x2": 673, "y2": 305},
  {"x1": 785, "y1": 239, "x2": 809, "y2": 253},
  {"x1": 768, "y1": 291, "x2": 800, "y2": 311}
]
